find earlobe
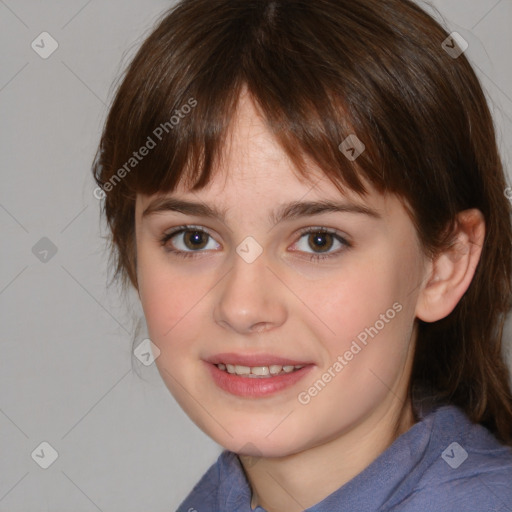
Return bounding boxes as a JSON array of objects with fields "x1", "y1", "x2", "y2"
[{"x1": 415, "y1": 209, "x2": 485, "y2": 323}]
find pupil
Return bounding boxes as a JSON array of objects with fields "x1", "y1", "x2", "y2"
[{"x1": 309, "y1": 232, "x2": 333, "y2": 252}]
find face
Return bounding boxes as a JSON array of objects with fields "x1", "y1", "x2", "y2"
[{"x1": 134, "y1": 91, "x2": 429, "y2": 458}]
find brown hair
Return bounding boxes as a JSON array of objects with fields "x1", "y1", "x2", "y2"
[{"x1": 92, "y1": 0, "x2": 512, "y2": 443}]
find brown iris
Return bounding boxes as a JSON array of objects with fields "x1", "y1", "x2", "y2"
[
  {"x1": 183, "y1": 230, "x2": 209, "y2": 250},
  {"x1": 308, "y1": 232, "x2": 334, "y2": 253}
]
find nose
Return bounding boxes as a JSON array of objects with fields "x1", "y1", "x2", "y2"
[{"x1": 213, "y1": 249, "x2": 287, "y2": 335}]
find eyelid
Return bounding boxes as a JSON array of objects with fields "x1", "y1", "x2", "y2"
[{"x1": 295, "y1": 225, "x2": 351, "y2": 241}]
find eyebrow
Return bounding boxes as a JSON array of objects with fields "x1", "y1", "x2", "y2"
[{"x1": 142, "y1": 197, "x2": 382, "y2": 224}]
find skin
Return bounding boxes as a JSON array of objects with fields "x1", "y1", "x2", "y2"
[{"x1": 134, "y1": 90, "x2": 485, "y2": 512}]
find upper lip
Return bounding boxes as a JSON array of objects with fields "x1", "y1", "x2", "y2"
[{"x1": 205, "y1": 352, "x2": 313, "y2": 367}]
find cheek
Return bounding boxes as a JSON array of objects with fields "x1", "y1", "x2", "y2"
[
  {"x1": 299, "y1": 252, "x2": 401, "y2": 340},
  {"x1": 137, "y1": 258, "x2": 209, "y2": 402},
  {"x1": 303, "y1": 251, "x2": 414, "y2": 380},
  {"x1": 136, "y1": 246, "x2": 202, "y2": 343}
]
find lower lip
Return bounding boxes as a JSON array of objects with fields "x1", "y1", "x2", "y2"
[{"x1": 205, "y1": 362, "x2": 314, "y2": 398}]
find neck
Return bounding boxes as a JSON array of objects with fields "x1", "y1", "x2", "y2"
[{"x1": 242, "y1": 395, "x2": 416, "y2": 512}]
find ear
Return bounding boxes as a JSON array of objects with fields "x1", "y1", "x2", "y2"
[{"x1": 415, "y1": 209, "x2": 485, "y2": 322}]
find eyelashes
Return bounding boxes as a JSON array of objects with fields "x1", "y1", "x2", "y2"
[{"x1": 159, "y1": 225, "x2": 352, "y2": 262}]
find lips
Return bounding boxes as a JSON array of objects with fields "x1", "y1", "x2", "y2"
[{"x1": 205, "y1": 360, "x2": 314, "y2": 397}]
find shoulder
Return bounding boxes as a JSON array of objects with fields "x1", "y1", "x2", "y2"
[
  {"x1": 391, "y1": 404, "x2": 512, "y2": 512},
  {"x1": 176, "y1": 450, "x2": 247, "y2": 512}
]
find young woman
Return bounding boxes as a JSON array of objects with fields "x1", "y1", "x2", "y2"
[{"x1": 93, "y1": 0, "x2": 512, "y2": 510}]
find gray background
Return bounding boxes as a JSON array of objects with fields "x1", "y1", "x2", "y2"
[{"x1": 1, "y1": 1, "x2": 511, "y2": 511}]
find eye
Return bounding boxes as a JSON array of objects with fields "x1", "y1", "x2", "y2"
[
  {"x1": 160, "y1": 225, "x2": 220, "y2": 258},
  {"x1": 290, "y1": 228, "x2": 351, "y2": 261},
  {"x1": 159, "y1": 225, "x2": 351, "y2": 261}
]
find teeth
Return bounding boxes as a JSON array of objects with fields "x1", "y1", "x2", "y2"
[
  {"x1": 235, "y1": 365, "x2": 251, "y2": 375},
  {"x1": 269, "y1": 365, "x2": 282, "y2": 375},
  {"x1": 217, "y1": 363, "x2": 305, "y2": 377}
]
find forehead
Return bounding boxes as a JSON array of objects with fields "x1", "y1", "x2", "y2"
[
  {"x1": 196, "y1": 90, "x2": 317, "y2": 190},
  {"x1": 135, "y1": 90, "x2": 398, "y2": 221}
]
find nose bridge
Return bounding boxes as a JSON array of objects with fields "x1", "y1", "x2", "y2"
[{"x1": 213, "y1": 239, "x2": 286, "y2": 333}]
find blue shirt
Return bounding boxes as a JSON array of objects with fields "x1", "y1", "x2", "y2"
[{"x1": 176, "y1": 402, "x2": 512, "y2": 511}]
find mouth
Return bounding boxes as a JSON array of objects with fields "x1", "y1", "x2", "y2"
[
  {"x1": 203, "y1": 352, "x2": 315, "y2": 397},
  {"x1": 215, "y1": 362, "x2": 306, "y2": 378}
]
